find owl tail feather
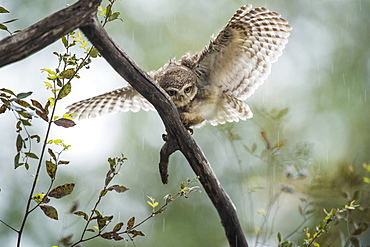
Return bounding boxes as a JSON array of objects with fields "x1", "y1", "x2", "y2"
[{"x1": 208, "y1": 95, "x2": 253, "y2": 126}]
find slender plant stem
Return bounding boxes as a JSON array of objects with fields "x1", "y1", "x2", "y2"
[
  {"x1": 0, "y1": 220, "x2": 18, "y2": 232},
  {"x1": 16, "y1": 99, "x2": 59, "y2": 247}
]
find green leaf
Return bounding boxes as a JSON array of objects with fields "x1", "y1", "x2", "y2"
[
  {"x1": 18, "y1": 111, "x2": 33, "y2": 119},
  {"x1": 100, "y1": 189, "x2": 108, "y2": 197},
  {"x1": 3, "y1": 18, "x2": 18, "y2": 24},
  {"x1": 48, "y1": 148, "x2": 56, "y2": 161},
  {"x1": 41, "y1": 68, "x2": 56, "y2": 75},
  {"x1": 16, "y1": 134, "x2": 23, "y2": 152},
  {"x1": 30, "y1": 99, "x2": 44, "y2": 111},
  {"x1": 100, "y1": 232, "x2": 113, "y2": 240},
  {"x1": 57, "y1": 82, "x2": 71, "y2": 99},
  {"x1": 48, "y1": 183, "x2": 75, "y2": 199},
  {"x1": 0, "y1": 88, "x2": 15, "y2": 95},
  {"x1": 126, "y1": 217, "x2": 135, "y2": 230},
  {"x1": 15, "y1": 91, "x2": 32, "y2": 100},
  {"x1": 74, "y1": 211, "x2": 89, "y2": 221},
  {"x1": 113, "y1": 222, "x2": 124, "y2": 232},
  {"x1": 112, "y1": 233, "x2": 124, "y2": 241},
  {"x1": 109, "y1": 12, "x2": 120, "y2": 21},
  {"x1": 128, "y1": 230, "x2": 145, "y2": 237},
  {"x1": 106, "y1": 5, "x2": 112, "y2": 18},
  {"x1": 0, "y1": 104, "x2": 7, "y2": 114},
  {"x1": 20, "y1": 119, "x2": 32, "y2": 126},
  {"x1": 364, "y1": 177, "x2": 370, "y2": 184},
  {"x1": 103, "y1": 215, "x2": 113, "y2": 222},
  {"x1": 25, "y1": 152, "x2": 39, "y2": 159},
  {"x1": 0, "y1": 24, "x2": 9, "y2": 32},
  {"x1": 0, "y1": 7, "x2": 10, "y2": 13},
  {"x1": 90, "y1": 47, "x2": 100, "y2": 58},
  {"x1": 58, "y1": 160, "x2": 70, "y2": 165},
  {"x1": 59, "y1": 69, "x2": 75, "y2": 80},
  {"x1": 61, "y1": 36, "x2": 68, "y2": 47},
  {"x1": 36, "y1": 110, "x2": 48, "y2": 122},
  {"x1": 46, "y1": 160, "x2": 57, "y2": 179},
  {"x1": 155, "y1": 207, "x2": 167, "y2": 214},
  {"x1": 30, "y1": 134, "x2": 41, "y2": 143},
  {"x1": 40, "y1": 205, "x2": 58, "y2": 220},
  {"x1": 107, "y1": 185, "x2": 128, "y2": 193},
  {"x1": 14, "y1": 152, "x2": 20, "y2": 168},
  {"x1": 54, "y1": 118, "x2": 76, "y2": 128},
  {"x1": 93, "y1": 209, "x2": 102, "y2": 217},
  {"x1": 97, "y1": 216, "x2": 106, "y2": 230}
]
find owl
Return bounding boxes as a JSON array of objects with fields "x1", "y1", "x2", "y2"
[{"x1": 66, "y1": 4, "x2": 292, "y2": 128}]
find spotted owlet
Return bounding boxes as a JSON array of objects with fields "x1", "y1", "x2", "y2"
[{"x1": 66, "y1": 4, "x2": 292, "y2": 128}]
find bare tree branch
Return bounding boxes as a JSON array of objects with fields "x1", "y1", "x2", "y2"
[
  {"x1": 80, "y1": 14, "x2": 248, "y2": 247},
  {"x1": 0, "y1": 1, "x2": 248, "y2": 246},
  {"x1": 0, "y1": 0, "x2": 101, "y2": 68}
]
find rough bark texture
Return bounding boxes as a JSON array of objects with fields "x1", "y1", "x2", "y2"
[{"x1": 0, "y1": 1, "x2": 248, "y2": 246}]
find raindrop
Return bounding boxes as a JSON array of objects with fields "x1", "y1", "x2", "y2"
[
  {"x1": 342, "y1": 73, "x2": 346, "y2": 85},
  {"x1": 365, "y1": 89, "x2": 367, "y2": 101},
  {"x1": 162, "y1": 218, "x2": 166, "y2": 232},
  {"x1": 348, "y1": 88, "x2": 351, "y2": 101}
]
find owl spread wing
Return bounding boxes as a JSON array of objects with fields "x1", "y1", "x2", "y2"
[
  {"x1": 192, "y1": 4, "x2": 292, "y2": 124},
  {"x1": 66, "y1": 85, "x2": 155, "y2": 120}
]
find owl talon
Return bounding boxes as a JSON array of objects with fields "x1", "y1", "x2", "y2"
[
  {"x1": 187, "y1": 128, "x2": 194, "y2": 135},
  {"x1": 162, "y1": 133, "x2": 168, "y2": 141}
]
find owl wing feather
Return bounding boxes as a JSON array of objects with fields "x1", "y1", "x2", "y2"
[
  {"x1": 189, "y1": 4, "x2": 291, "y2": 125},
  {"x1": 66, "y1": 85, "x2": 155, "y2": 120},
  {"x1": 194, "y1": 4, "x2": 292, "y2": 101}
]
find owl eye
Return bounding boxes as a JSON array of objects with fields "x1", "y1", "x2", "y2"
[
  {"x1": 184, "y1": 86, "x2": 192, "y2": 93},
  {"x1": 166, "y1": 90, "x2": 177, "y2": 96}
]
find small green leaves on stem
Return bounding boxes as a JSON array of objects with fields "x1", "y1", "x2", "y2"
[
  {"x1": 302, "y1": 201, "x2": 359, "y2": 247},
  {"x1": 47, "y1": 139, "x2": 71, "y2": 150},
  {"x1": 146, "y1": 196, "x2": 159, "y2": 213},
  {"x1": 0, "y1": 7, "x2": 21, "y2": 35}
]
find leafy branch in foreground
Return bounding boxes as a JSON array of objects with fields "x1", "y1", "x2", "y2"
[
  {"x1": 278, "y1": 201, "x2": 359, "y2": 247},
  {"x1": 67, "y1": 155, "x2": 200, "y2": 246}
]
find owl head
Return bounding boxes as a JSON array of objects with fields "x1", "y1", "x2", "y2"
[{"x1": 157, "y1": 65, "x2": 198, "y2": 107}]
